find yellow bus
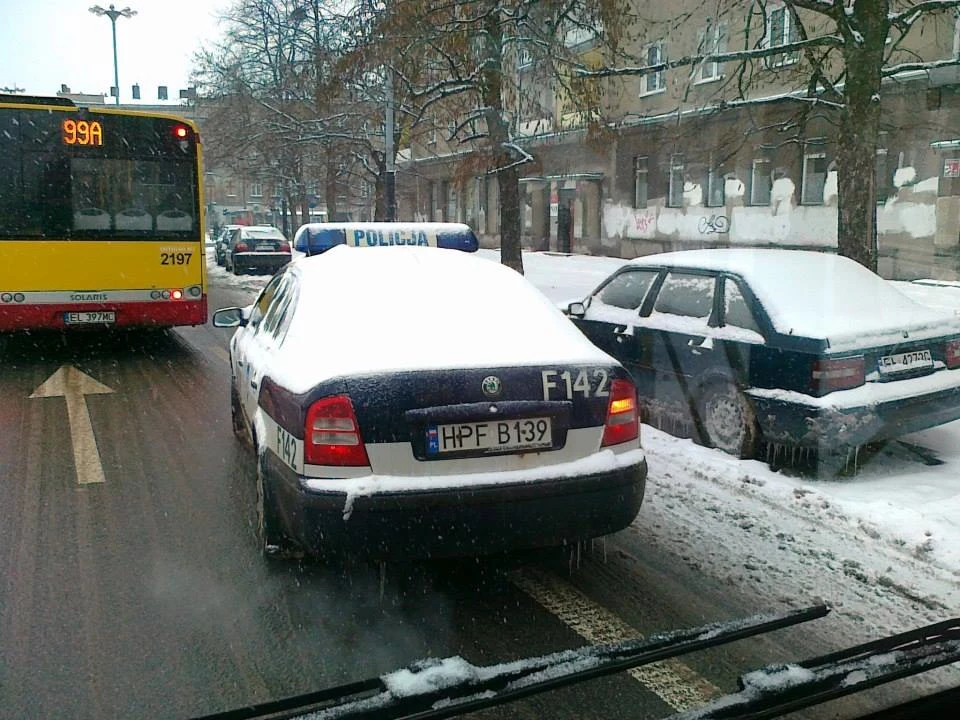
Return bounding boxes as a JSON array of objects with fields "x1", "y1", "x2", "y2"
[{"x1": 0, "y1": 94, "x2": 207, "y2": 330}]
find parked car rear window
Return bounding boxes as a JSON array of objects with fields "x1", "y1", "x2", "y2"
[
  {"x1": 723, "y1": 279, "x2": 760, "y2": 333},
  {"x1": 597, "y1": 269, "x2": 659, "y2": 310},
  {"x1": 653, "y1": 272, "x2": 716, "y2": 319}
]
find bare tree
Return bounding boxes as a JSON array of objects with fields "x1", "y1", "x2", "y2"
[
  {"x1": 355, "y1": 0, "x2": 634, "y2": 273},
  {"x1": 579, "y1": 0, "x2": 960, "y2": 272},
  {"x1": 194, "y1": 0, "x2": 389, "y2": 230}
]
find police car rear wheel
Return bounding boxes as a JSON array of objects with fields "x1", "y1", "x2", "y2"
[{"x1": 256, "y1": 456, "x2": 301, "y2": 560}]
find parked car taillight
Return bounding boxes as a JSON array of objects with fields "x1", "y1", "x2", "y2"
[
  {"x1": 601, "y1": 379, "x2": 639, "y2": 447},
  {"x1": 811, "y1": 356, "x2": 865, "y2": 395},
  {"x1": 946, "y1": 339, "x2": 960, "y2": 369},
  {"x1": 304, "y1": 395, "x2": 370, "y2": 467},
  {"x1": 279, "y1": 241, "x2": 291, "y2": 252}
]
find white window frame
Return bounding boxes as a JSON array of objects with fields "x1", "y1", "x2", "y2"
[
  {"x1": 705, "y1": 160, "x2": 725, "y2": 207},
  {"x1": 750, "y1": 157, "x2": 772, "y2": 206},
  {"x1": 517, "y1": 47, "x2": 533, "y2": 69},
  {"x1": 641, "y1": 42, "x2": 666, "y2": 96},
  {"x1": 801, "y1": 149, "x2": 828, "y2": 205},
  {"x1": 767, "y1": 4, "x2": 799, "y2": 67},
  {"x1": 668, "y1": 154, "x2": 685, "y2": 207},
  {"x1": 954, "y1": 10, "x2": 960, "y2": 58},
  {"x1": 249, "y1": 182, "x2": 263, "y2": 198},
  {"x1": 697, "y1": 22, "x2": 726, "y2": 83},
  {"x1": 634, "y1": 156, "x2": 648, "y2": 209}
]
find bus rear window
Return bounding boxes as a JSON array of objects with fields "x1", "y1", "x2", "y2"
[{"x1": 0, "y1": 108, "x2": 199, "y2": 239}]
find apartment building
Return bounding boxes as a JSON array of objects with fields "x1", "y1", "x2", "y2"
[{"x1": 396, "y1": 1, "x2": 960, "y2": 279}]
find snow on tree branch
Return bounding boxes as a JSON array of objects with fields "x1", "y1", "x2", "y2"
[
  {"x1": 889, "y1": 0, "x2": 960, "y2": 29},
  {"x1": 488, "y1": 142, "x2": 535, "y2": 175},
  {"x1": 882, "y1": 55, "x2": 960, "y2": 77},
  {"x1": 575, "y1": 35, "x2": 844, "y2": 79}
]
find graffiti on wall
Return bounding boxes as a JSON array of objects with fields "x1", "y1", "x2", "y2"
[{"x1": 697, "y1": 214, "x2": 729, "y2": 234}]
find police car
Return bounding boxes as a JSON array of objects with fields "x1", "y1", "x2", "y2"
[{"x1": 213, "y1": 223, "x2": 648, "y2": 560}]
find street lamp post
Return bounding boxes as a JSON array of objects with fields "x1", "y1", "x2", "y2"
[{"x1": 89, "y1": 4, "x2": 137, "y2": 105}]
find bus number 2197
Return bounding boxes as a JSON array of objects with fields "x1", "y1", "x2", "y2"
[{"x1": 160, "y1": 252, "x2": 193, "y2": 265}]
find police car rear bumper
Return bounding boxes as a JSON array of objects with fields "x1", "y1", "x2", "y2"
[{"x1": 263, "y1": 451, "x2": 647, "y2": 560}]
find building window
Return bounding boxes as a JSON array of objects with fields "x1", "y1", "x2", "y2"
[
  {"x1": 634, "y1": 156, "x2": 648, "y2": 208},
  {"x1": 668, "y1": 154, "x2": 684, "y2": 207},
  {"x1": 876, "y1": 148, "x2": 892, "y2": 203},
  {"x1": 250, "y1": 182, "x2": 263, "y2": 198},
  {"x1": 750, "y1": 157, "x2": 772, "y2": 205},
  {"x1": 802, "y1": 150, "x2": 828, "y2": 205},
  {"x1": 697, "y1": 22, "x2": 726, "y2": 82},
  {"x1": 767, "y1": 5, "x2": 799, "y2": 67},
  {"x1": 226, "y1": 181, "x2": 236, "y2": 198},
  {"x1": 705, "y1": 160, "x2": 725, "y2": 207},
  {"x1": 642, "y1": 42, "x2": 666, "y2": 95}
]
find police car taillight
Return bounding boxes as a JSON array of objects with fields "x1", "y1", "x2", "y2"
[
  {"x1": 304, "y1": 395, "x2": 370, "y2": 466},
  {"x1": 601, "y1": 379, "x2": 639, "y2": 447}
]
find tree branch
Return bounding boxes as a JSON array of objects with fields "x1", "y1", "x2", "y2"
[
  {"x1": 882, "y1": 56, "x2": 960, "y2": 76},
  {"x1": 575, "y1": 35, "x2": 844, "y2": 78}
]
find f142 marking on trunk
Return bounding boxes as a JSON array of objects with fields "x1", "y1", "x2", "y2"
[{"x1": 541, "y1": 369, "x2": 610, "y2": 401}]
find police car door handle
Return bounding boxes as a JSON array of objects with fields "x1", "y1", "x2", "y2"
[{"x1": 249, "y1": 378, "x2": 258, "y2": 389}]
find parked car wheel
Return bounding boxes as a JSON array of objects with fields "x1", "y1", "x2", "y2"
[
  {"x1": 256, "y1": 455, "x2": 300, "y2": 559},
  {"x1": 697, "y1": 379, "x2": 759, "y2": 459}
]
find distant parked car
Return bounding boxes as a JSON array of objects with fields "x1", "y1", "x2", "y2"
[
  {"x1": 225, "y1": 226, "x2": 291, "y2": 275},
  {"x1": 214, "y1": 224, "x2": 242, "y2": 266},
  {"x1": 566, "y1": 249, "x2": 960, "y2": 458}
]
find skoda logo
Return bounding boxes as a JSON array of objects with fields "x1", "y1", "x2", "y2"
[{"x1": 481, "y1": 376, "x2": 502, "y2": 398}]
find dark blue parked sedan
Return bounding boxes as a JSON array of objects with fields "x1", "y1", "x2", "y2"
[{"x1": 567, "y1": 249, "x2": 960, "y2": 458}]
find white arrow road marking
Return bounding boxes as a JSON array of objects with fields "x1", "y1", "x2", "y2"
[{"x1": 30, "y1": 365, "x2": 115, "y2": 485}]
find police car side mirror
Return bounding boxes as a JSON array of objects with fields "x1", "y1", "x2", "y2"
[
  {"x1": 567, "y1": 301, "x2": 586, "y2": 318},
  {"x1": 213, "y1": 307, "x2": 247, "y2": 328}
]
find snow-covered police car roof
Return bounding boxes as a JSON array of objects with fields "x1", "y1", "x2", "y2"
[
  {"x1": 293, "y1": 222, "x2": 479, "y2": 256},
  {"x1": 271, "y1": 246, "x2": 614, "y2": 393}
]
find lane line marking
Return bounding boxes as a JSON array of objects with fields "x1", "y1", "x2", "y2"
[{"x1": 510, "y1": 565, "x2": 720, "y2": 712}]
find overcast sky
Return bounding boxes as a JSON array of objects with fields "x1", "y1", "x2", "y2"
[{"x1": 1, "y1": 0, "x2": 226, "y2": 103}]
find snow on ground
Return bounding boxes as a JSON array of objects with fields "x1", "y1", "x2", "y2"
[{"x1": 208, "y1": 245, "x2": 960, "y2": 641}]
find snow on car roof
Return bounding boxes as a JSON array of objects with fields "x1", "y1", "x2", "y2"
[
  {"x1": 271, "y1": 246, "x2": 614, "y2": 392},
  {"x1": 627, "y1": 249, "x2": 960, "y2": 349}
]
